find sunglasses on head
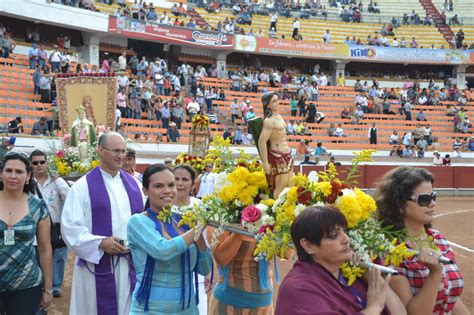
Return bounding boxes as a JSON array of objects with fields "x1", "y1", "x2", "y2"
[
  {"x1": 32, "y1": 160, "x2": 46, "y2": 166},
  {"x1": 407, "y1": 192, "x2": 436, "y2": 207}
]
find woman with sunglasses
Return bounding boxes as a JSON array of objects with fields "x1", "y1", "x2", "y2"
[
  {"x1": 0, "y1": 152, "x2": 53, "y2": 314},
  {"x1": 375, "y1": 166, "x2": 469, "y2": 314},
  {"x1": 127, "y1": 164, "x2": 212, "y2": 314}
]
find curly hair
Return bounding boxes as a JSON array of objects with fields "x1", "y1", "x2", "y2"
[{"x1": 374, "y1": 166, "x2": 434, "y2": 231}]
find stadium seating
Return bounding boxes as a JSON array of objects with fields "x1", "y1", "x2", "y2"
[{"x1": 194, "y1": 7, "x2": 448, "y2": 48}]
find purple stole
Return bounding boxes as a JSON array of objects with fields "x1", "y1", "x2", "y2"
[{"x1": 86, "y1": 167, "x2": 143, "y2": 315}]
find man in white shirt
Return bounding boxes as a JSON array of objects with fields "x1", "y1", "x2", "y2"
[
  {"x1": 292, "y1": 18, "x2": 300, "y2": 39},
  {"x1": 319, "y1": 73, "x2": 328, "y2": 86},
  {"x1": 118, "y1": 51, "x2": 127, "y2": 71},
  {"x1": 270, "y1": 12, "x2": 278, "y2": 32},
  {"x1": 187, "y1": 97, "x2": 200, "y2": 121},
  {"x1": 323, "y1": 30, "x2": 331, "y2": 43},
  {"x1": 62, "y1": 133, "x2": 144, "y2": 315},
  {"x1": 31, "y1": 150, "x2": 70, "y2": 298},
  {"x1": 49, "y1": 45, "x2": 62, "y2": 73}
]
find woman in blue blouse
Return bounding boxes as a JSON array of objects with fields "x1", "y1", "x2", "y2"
[
  {"x1": 0, "y1": 152, "x2": 53, "y2": 314},
  {"x1": 127, "y1": 164, "x2": 212, "y2": 314}
]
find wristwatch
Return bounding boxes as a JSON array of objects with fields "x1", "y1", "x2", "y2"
[{"x1": 43, "y1": 288, "x2": 53, "y2": 295}]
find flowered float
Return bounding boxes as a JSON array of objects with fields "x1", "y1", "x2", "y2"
[{"x1": 175, "y1": 142, "x2": 414, "y2": 285}]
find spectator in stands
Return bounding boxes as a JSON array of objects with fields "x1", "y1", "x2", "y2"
[
  {"x1": 409, "y1": 37, "x2": 418, "y2": 48},
  {"x1": 415, "y1": 109, "x2": 427, "y2": 121},
  {"x1": 336, "y1": 73, "x2": 345, "y2": 86},
  {"x1": 368, "y1": 122, "x2": 377, "y2": 144},
  {"x1": 432, "y1": 152, "x2": 443, "y2": 165},
  {"x1": 455, "y1": 29, "x2": 464, "y2": 49},
  {"x1": 177, "y1": 3, "x2": 187, "y2": 17},
  {"x1": 269, "y1": 12, "x2": 278, "y2": 32},
  {"x1": 416, "y1": 137, "x2": 428, "y2": 153},
  {"x1": 230, "y1": 98, "x2": 240, "y2": 124},
  {"x1": 327, "y1": 123, "x2": 336, "y2": 137},
  {"x1": 353, "y1": 106, "x2": 364, "y2": 123},
  {"x1": 389, "y1": 131, "x2": 399, "y2": 145},
  {"x1": 354, "y1": 79, "x2": 363, "y2": 92},
  {"x1": 31, "y1": 117, "x2": 51, "y2": 136},
  {"x1": 335, "y1": 124, "x2": 347, "y2": 137},
  {"x1": 32, "y1": 67, "x2": 42, "y2": 95},
  {"x1": 8, "y1": 116, "x2": 24, "y2": 134},
  {"x1": 223, "y1": 127, "x2": 232, "y2": 141},
  {"x1": 166, "y1": 122, "x2": 180, "y2": 143},
  {"x1": 403, "y1": 100, "x2": 413, "y2": 120},
  {"x1": 315, "y1": 142, "x2": 330, "y2": 156},
  {"x1": 161, "y1": 101, "x2": 171, "y2": 129},
  {"x1": 241, "y1": 128, "x2": 253, "y2": 145},
  {"x1": 443, "y1": 154, "x2": 451, "y2": 166},
  {"x1": 172, "y1": 103, "x2": 185, "y2": 129},
  {"x1": 429, "y1": 136, "x2": 440, "y2": 151},
  {"x1": 39, "y1": 72, "x2": 51, "y2": 103},
  {"x1": 322, "y1": 30, "x2": 331, "y2": 43},
  {"x1": 402, "y1": 145, "x2": 414, "y2": 158},
  {"x1": 48, "y1": 45, "x2": 62, "y2": 73},
  {"x1": 296, "y1": 139, "x2": 310, "y2": 156},
  {"x1": 245, "y1": 107, "x2": 256, "y2": 121},
  {"x1": 28, "y1": 43, "x2": 40, "y2": 70},
  {"x1": 340, "y1": 107, "x2": 350, "y2": 119},
  {"x1": 116, "y1": 88, "x2": 127, "y2": 119},
  {"x1": 413, "y1": 123, "x2": 424, "y2": 144},
  {"x1": 298, "y1": 96, "x2": 307, "y2": 117},
  {"x1": 287, "y1": 121, "x2": 297, "y2": 135},
  {"x1": 187, "y1": 97, "x2": 200, "y2": 121},
  {"x1": 0, "y1": 33, "x2": 12, "y2": 58},
  {"x1": 292, "y1": 18, "x2": 300, "y2": 39},
  {"x1": 423, "y1": 124, "x2": 432, "y2": 144},
  {"x1": 118, "y1": 51, "x2": 127, "y2": 72}
]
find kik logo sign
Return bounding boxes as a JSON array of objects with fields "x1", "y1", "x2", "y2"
[{"x1": 350, "y1": 47, "x2": 377, "y2": 58}]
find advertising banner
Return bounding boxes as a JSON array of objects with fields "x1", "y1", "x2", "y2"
[
  {"x1": 108, "y1": 17, "x2": 233, "y2": 49},
  {"x1": 348, "y1": 45, "x2": 474, "y2": 65},
  {"x1": 234, "y1": 35, "x2": 348, "y2": 59}
]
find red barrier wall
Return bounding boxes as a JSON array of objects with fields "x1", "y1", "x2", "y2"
[{"x1": 138, "y1": 164, "x2": 474, "y2": 189}]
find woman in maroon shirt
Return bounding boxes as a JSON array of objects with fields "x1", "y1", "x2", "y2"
[{"x1": 275, "y1": 206, "x2": 405, "y2": 315}]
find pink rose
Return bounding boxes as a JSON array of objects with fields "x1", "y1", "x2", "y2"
[
  {"x1": 55, "y1": 150, "x2": 65, "y2": 158},
  {"x1": 241, "y1": 205, "x2": 261, "y2": 223}
]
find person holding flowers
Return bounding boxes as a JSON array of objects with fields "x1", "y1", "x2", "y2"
[
  {"x1": 127, "y1": 164, "x2": 212, "y2": 314},
  {"x1": 275, "y1": 206, "x2": 406, "y2": 315},
  {"x1": 173, "y1": 164, "x2": 211, "y2": 314},
  {"x1": 375, "y1": 167, "x2": 469, "y2": 314}
]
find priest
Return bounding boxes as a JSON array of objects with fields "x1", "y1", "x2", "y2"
[{"x1": 61, "y1": 132, "x2": 144, "y2": 315}]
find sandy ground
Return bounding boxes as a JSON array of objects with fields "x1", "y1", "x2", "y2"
[{"x1": 48, "y1": 196, "x2": 474, "y2": 314}]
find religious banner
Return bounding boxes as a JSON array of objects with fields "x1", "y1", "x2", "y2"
[
  {"x1": 55, "y1": 74, "x2": 117, "y2": 133},
  {"x1": 234, "y1": 35, "x2": 348, "y2": 59},
  {"x1": 108, "y1": 17, "x2": 234, "y2": 49},
  {"x1": 347, "y1": 45, "x2": 474, "y2": 65}
]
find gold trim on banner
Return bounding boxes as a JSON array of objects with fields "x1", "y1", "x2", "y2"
[{"x1": 56, "y1": 76, "x2": 117, "y2": 133}]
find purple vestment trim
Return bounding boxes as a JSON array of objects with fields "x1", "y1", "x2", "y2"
[{"x1": 85, "y1": 167, "x2": 143, "y2": 315}]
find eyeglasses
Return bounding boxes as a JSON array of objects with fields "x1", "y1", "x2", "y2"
[
  {"x1": 101, "y1": 146, "x2": 127, "y2": 156},
  {"x1": 32, "y1": 160, "x2": 46, "y2": 166},
  {"x1": 407, "y1": 192, "x2": 436, "y2": 207}
]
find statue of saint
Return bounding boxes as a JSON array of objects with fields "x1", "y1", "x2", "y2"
[
  {"x1": 248, "y1": 91, "x2": 294, "y2": 198},
  {"x1": 70, "y1": 106, "x2": 97, "y2": 160}
]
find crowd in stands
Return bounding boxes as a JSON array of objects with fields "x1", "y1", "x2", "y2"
[{"x1": 46, "y1": 0, "x2": 474, "y2": 50}]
